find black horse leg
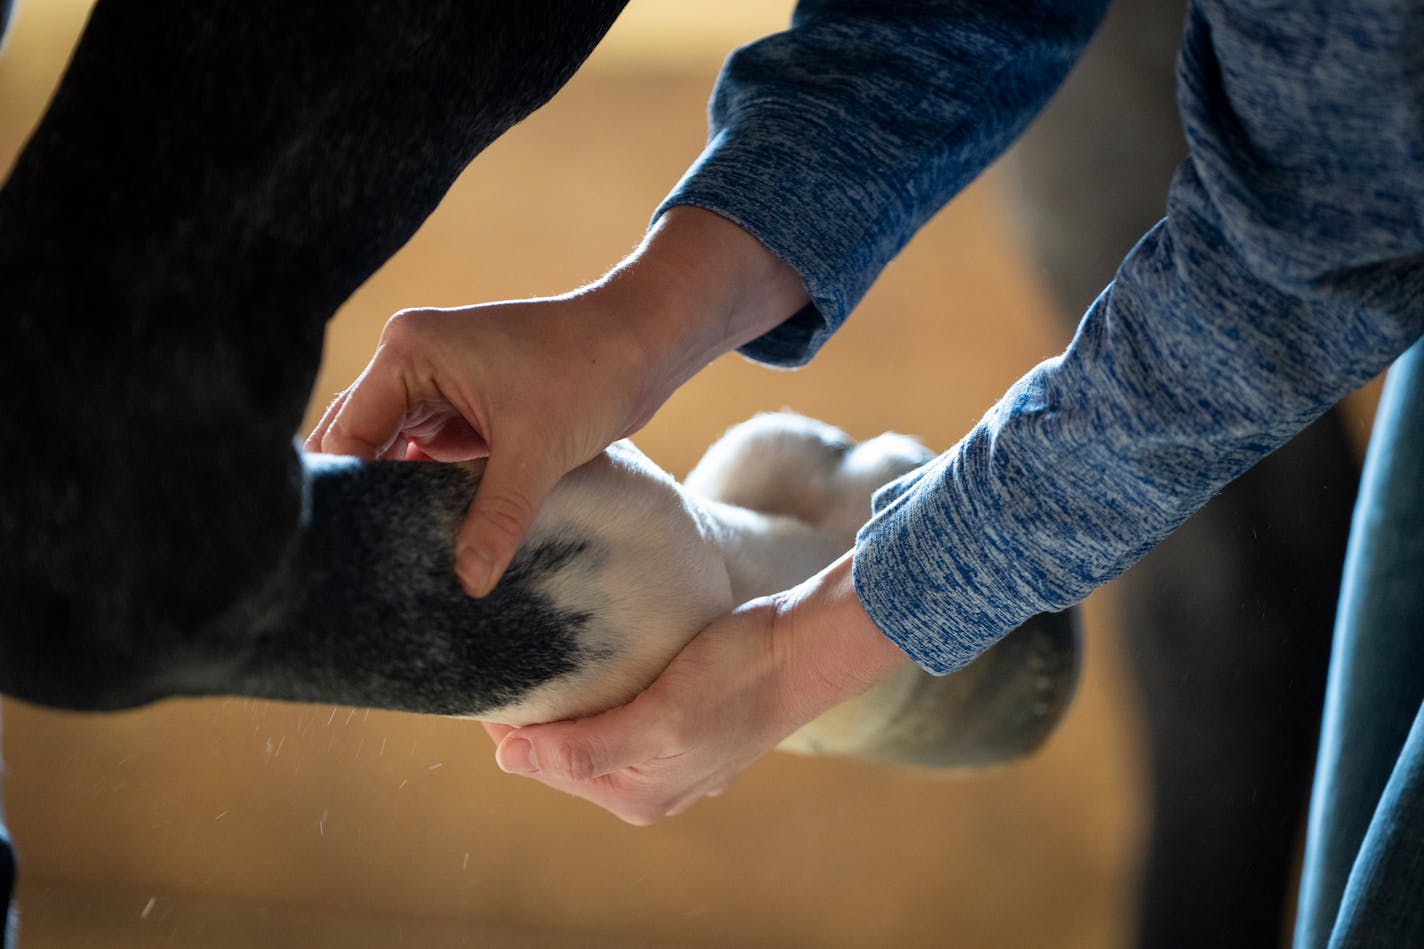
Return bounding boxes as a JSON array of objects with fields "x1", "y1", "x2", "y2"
[
  {"x1": 3, "y1": 8, "x2": 19, "y2": 946},
  {"x1": 0, "y1": 0, "x2": 627, "y2": 711}
]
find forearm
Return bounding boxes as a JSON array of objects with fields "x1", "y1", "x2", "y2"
[
  {"x1": 660, "y1": 0, "x2": 1109, "y2": 366},
  {"x1": 587, "y1": 206, "x2": 810, "y2": 428},
  {"x1": 853, "y1": 0, "x2": 1424, "y2": 673},
  {"x1": 769, "y1": 551, "x2": 915, "y2": 727},
  {"x1": 0, "y1": 0, "x2": 634, "y2": 709}
]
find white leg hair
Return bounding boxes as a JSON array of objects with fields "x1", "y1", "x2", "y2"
[{"x1": 476, "y1": 413, "x2": 1078, "y2": 768}]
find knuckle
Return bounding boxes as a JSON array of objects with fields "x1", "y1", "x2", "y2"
[
  {"x1": 473, "y1": 491, "x2": 536, "y2": 545},
  {"x1": 383, "y1": 306, "x2": 427, "y2": 335},
  {"x1": 380, "y1": 308, "x2": 443, "y2": 357},
  {"x1": 548, "y1": 740, "x2": 602, "y2": 783}
]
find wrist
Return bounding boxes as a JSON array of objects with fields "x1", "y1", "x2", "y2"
[
  {"x1": 769, "y1": 551, "x2": 914, "y2": 727},
  {"x1": 589, "y1": 206, "x2": 810, "y2": 424}
]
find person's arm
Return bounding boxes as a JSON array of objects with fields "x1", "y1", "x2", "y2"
[
  {"x1": 661, "y1": 0, "x2": 1110, "y2": 367},
  {"x1": 852, "y1": 0, "x2": 1424, "y2": 672},
  {"x1": 312, "y1": 0, "x2": 1111, "y2": 595}
]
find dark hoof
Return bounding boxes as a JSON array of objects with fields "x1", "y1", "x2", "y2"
[{"x1": 858, "y1": 609, "x2": 1081, "y2": 769}]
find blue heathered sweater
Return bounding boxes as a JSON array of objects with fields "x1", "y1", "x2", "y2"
[{"x1": 659, "y1": 0, "x2": 1424, "y2": 673}]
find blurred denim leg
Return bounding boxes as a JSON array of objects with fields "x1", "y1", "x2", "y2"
[
  {"x1": 1329, "y1": 708, "x2": 1424, "y2": 947},
  {"x1": 1295, "y1": 338, "x2": 1424, "y2": 948}
]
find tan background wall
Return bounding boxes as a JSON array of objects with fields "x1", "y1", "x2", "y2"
[{"x1": 0, "y1": 3, "x2": 1154, "y2": 946}]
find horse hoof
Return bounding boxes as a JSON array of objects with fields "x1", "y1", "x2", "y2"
[{"x1": 784, "y1": 609, "x2": 1080, "y2": 769}]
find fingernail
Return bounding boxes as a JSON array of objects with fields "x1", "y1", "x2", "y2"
[
  {"x1": 456, "y1": 547, "x2": 494, "y2": 598},
  {"x1": 497, "y1": 738, "x2": 539, "y2": 774}
]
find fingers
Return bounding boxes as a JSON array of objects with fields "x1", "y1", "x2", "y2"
[
  {"x1": 481, "y1": 598, "x2": 840, "y2": 826},
  {"x1": 307, "y1": 352, "x2": 561, "y2": 598},
  {"x1": 481, "y1": 722, "x2": 515, "y2": 746},
  {"x1": 303, "y1": 393, "x2": 344, "y2": 452},
  {"x1": 307, "y1": 354, "x2": 413, "y2": 459},
  {"x1": 481, "y1": 589, "x2": 826, "y2": 822},
  {"x1": 495, "y1": 697, "x2": 670, "y2": 784},
  {"x1": 304, "y1": 301, "x2": 632, "y2": 597},
  {"x1": 455, "y1": 444, "x2": 563, "y2": 597},
  {"x1": 491, "y1": 696, "x2": 730, "y2": 826}
]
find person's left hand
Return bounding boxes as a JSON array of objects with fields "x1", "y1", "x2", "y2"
[{"x1": 483, "y1": 552, "x2": 913, "y2": 825}]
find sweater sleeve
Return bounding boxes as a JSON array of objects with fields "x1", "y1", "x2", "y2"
[
  {"x1": 656, "y1": 0, "x2": 1109, "y2": 366},
  {"x1": 852, "y1": 0, "x2": 1424, "y2": 673}
]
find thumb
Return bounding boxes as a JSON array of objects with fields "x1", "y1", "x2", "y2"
[
  {"x1": 454, "y1": 443, "x2": 564, "y2": 597},
  {"x1": 495, "y1": 698, "x2": 668, "y2": 782}
]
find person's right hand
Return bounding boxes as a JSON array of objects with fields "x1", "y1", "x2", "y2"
[
  {"x1": 305, "y1": 207, "x2": 811, "y2": 597},
  {"x1": 306, "y1": 293, "x2": 656, "y2": 596}
]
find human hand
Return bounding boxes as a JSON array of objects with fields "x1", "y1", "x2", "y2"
[
  {"x1": 484, "y1": 553, "x2": 912, "y2": 825},
  {"x1": 306, "y1": 293, "x2": 654, "y2": 596},
  {"x1": 306, "y1": 207, "x2": 809, "y2": 596}
]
